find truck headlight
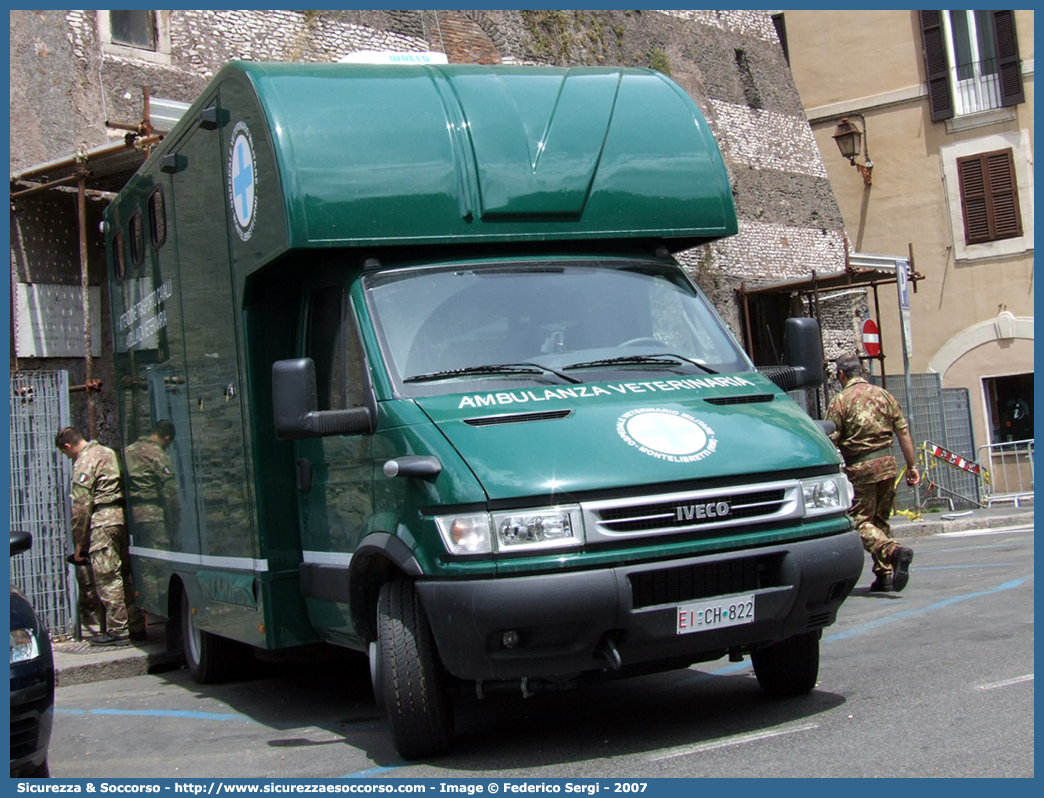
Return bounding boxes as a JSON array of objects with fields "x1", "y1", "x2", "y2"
[
  {"x1": 10, "y1": 629, "x2": 40, "y2": 664},
  {"x1": 435, "y1": 505, "x2": 584, "y2": 554},
  {"x1": 492, "y1": 506, "x2": 583, "y2": 551},
  {"x1": 435, "y1": 513, "x2": 493, "y2": 555},
  {"x1": 800, "y1": 474, "x2": 852, "y2": 517}
]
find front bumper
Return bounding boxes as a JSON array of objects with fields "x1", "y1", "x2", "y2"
[
  {"x1": 417, "y1": 528, "x2": 864, "y2": 681},
  {"x1": 10, "y1": 664, "x2": 55, "y2": 777}
]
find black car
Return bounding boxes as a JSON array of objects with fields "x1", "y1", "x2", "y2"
[{"x1": 10, "y1": 530, "x2": 55, "y2": 778}]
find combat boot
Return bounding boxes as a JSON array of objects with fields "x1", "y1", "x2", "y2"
[
  {"x1": 869, "y1": 574, "x2": 893, "y2": 592},
  {"x1": 890, "y1": 546, "x2": 914, "y2": 592}
]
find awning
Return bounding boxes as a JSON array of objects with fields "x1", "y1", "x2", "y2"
[
  {"x1": 738, "y1": 253, "x2": 924, "y2": 297},
  {"x1": 9, "y1": 134, "x2": 162, "y2": 198}
]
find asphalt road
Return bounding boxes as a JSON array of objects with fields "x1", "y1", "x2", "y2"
[{"x1": 48, "y1": 524, "x2": 1034, "y2": 779}]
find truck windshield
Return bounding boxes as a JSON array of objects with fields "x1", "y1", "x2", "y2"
[{"x1": 364, "y1": 260, "x2": 753, "y2": 396}]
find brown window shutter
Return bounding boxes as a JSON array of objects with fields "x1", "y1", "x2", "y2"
[
  {"x1": 958, "y1": 149, "x2": 1023, "y2": 245},
  {"x1": 920, "y1": 10, "x2": 954, "y2": 122},
  {"x1": 986, "y1": 151, "x2": 1023, "y2": 238},
  {"x1": 993, "y1": 10, "x2": 1025, "y2": 107}
]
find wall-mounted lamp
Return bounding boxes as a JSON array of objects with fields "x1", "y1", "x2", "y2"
[{"x1": 832, "y1": 116, "x2": 873, "y2": 186}]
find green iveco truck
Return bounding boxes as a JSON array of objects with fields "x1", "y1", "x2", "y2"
[{"x1": 105, "y1": 61, "x2": 864, "y2": 759}]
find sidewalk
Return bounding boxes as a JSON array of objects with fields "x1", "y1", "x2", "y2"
[
  {"x1": 52, "y1": 504, "x2": 1033, "y2": 687},
  {"x1": 53, "y1": 621, "x2": 180, "y2": 688}
]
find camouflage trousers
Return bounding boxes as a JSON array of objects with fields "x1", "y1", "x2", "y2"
[
  {"x1": 75, "y1": 563, "x2": 106, "y2": 636},
  {"x1": 89, "y1": 524, "x2": 145, "y2": 637},
  {"x1": 847, "y1": 456, "x2": 903, "y2": 578}
]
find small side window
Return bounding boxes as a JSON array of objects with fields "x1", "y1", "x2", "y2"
[
  {"x1": 113, "y1": 231, "x2": 127, "y2": 282},
  {"x1": 149, "y1": 187, "x2": 166, "y2": 248},
  {"x1": 129, "y1": 211, "x2": 145, "y2": 267},
  {"x1": 110, "y1": 10, "x2": 157, "y2": 51}
]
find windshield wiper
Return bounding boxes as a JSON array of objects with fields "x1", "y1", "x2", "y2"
[
  {"x1": 404, "y1": 362, "x2": 582, "y2": 384},
  {"x1": 563, "y1": 354, "x2": 719, "y2": 374}
]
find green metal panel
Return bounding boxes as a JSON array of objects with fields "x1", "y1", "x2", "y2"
[
  {"x1": 414, "y1": 374, "x2": 839, "y2": 500},
  {"x1": 214, "y1": 61, "x2": 737, "y2": 251}
]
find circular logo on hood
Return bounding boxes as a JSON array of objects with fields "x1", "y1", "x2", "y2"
[
  {"x1": 617, "y1": 408, "x2": 717, "y2": 463},
  {"x1": 228, "y1": 121, "x2": 257, "y2": 241}
]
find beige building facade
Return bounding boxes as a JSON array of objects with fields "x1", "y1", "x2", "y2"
[{"x1": 781, "y1": 9, "x2": 1034, "y2": 460}]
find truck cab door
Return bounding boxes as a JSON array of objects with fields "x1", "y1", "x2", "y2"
[{"x1": 294, "y1": 285, "x2": 375, "y2": 644}]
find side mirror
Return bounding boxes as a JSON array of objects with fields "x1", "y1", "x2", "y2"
[
  {"x1": 272, "y1": 358, "x2": 373, "y2": 440},
  {"x1": 758, "y1": 317, "x2": 825, "y2": 392},
  {"x1": 11, "y1": 530, "x2": 32, "y2": 557},
  {"x1": 783, "y1": 316, "x2": 825, "y2": 389}
]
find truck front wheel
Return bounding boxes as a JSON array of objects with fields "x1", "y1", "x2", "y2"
[
  {"x1": 376, "y1": 579, "x2": 454, "y2": 759},
  {"x1": 180, "y1": 590, "x2": 243, "y2": 684},
  {"x1": 751, "y1": 630, "x2": 820, "y2": 697}
]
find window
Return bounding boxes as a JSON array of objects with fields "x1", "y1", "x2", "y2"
[
  {"x1": 306, "y1": 288, "x2": 348, "y2": 411},
  {"x1": 128, "y1": 211, "x2": 146, "y2": 267},
  {"x1": 920, "y1": 10, "x2": 1024, "y2": 120},
  {"x1": 941, "y1": 131, "x2": 1033, "y2": 261},
  {"x1": 305, "y1": 287, "x2": 369, "y2": 411},
  {"x1": 109, "y1": 10, "x2": 155, "y2": 50},
  {"x1": 149, "y1": 188, "x2": 166, "y2": 248},
  {"x1": 112, "y1": 231, "x2": 126, "y2": 283},
  {"x1": 957, "y1": 149, "x2": 1023, "y2": 245},
  {"x1": 98, "y1": 11, "x2": 170, "y2": 65}
]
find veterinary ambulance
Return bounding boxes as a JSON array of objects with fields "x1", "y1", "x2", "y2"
[{"x1": 105, "y1": 62, "x2": 863, "y2": 758}]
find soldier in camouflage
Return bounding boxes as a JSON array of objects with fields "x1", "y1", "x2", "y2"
[
  {"x1": 826, "y1": 354, "x2": 919, "y2": 592},
  {"x1": 56, "y1": 427, "x2": 146, "y2": 645},
  {"x1": 124, "y1": 419, "x2": 180, "y2": 550}
]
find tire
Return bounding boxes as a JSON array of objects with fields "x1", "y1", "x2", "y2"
[
  {"x1": 751, "y1": 630, "x2": 820, "y2": 697},
  {"x1": 377, "y1": 579, "x2": 454, "y2": 759},
  {"x1": 180, "y1": 589, "x2": 243, "y2": 684}
]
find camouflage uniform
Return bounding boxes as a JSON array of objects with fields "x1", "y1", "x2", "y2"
[
  {"x1": 826, "y1": 376, "x2": 907, "y2": 579},
  {"x1": 70, "y1": 512, "x2": 105, "y2": 636},
  {"x1": 124, "y1": 435, "x2": 180, "y2": 550},
  {"x1": 71, "y1": 441, "x2": 145, "y2": 638}
]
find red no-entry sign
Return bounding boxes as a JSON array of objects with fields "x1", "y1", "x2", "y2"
[{"x1": 862, "y1": 318, "x2": 881, "y2": 357}]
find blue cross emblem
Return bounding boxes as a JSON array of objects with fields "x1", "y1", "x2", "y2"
[{"x1": 230, "y1": 134, "x2": 255, "y2": 229}]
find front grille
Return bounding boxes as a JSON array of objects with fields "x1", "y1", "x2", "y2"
[
  {"x1": 598, "y1": 489, "x2": 787, "y2": 533},
  {"x1": 630, "y1": 554, "x2": 781, "y2": 609}
]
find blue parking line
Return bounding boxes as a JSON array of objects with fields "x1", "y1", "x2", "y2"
[
  {"x1": 698, "y1": 574, "x2": 1033, "y2": 677},
  {"x1": 916, "y1": 563, "x2": 1021, "y2": 570},
  {"x1": 824, "y1": 575, "x2": 1031, "y2": 642},
  {"x1": 342, "y1": 765, "x2": 404, "y2": 778}
]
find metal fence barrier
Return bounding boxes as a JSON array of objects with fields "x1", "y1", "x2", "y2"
[
  {"x1": 870, "y1": 374, "x2": 980, "y2": 511},
  {"x1": 9, "y1": 370, "x2": 75, "y2": 636},
  {"x1": 916, "y1": 441, "x2": 985, "y2": 511},
  {"x1": 978, "y1": 439, "x2": 1035, "y2": 507}
]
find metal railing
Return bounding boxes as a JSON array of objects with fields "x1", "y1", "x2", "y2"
[
  {"x1": 977, "y1": 439, "x2": 1034, "y2": 507},
  {"x1": 951, "y1": 57, "x2": 1003, "y2": 116}
]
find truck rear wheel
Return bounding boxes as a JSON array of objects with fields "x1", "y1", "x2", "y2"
[
  {"x1": 180, "y1": 590, "x2": 242, "y2": 684},
  {"x1": 751, "y1": 630, "x2": 820, "y2": 697},
  {"x1": 377, "y1": 579, "x2": 454, "y2": 759}
]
